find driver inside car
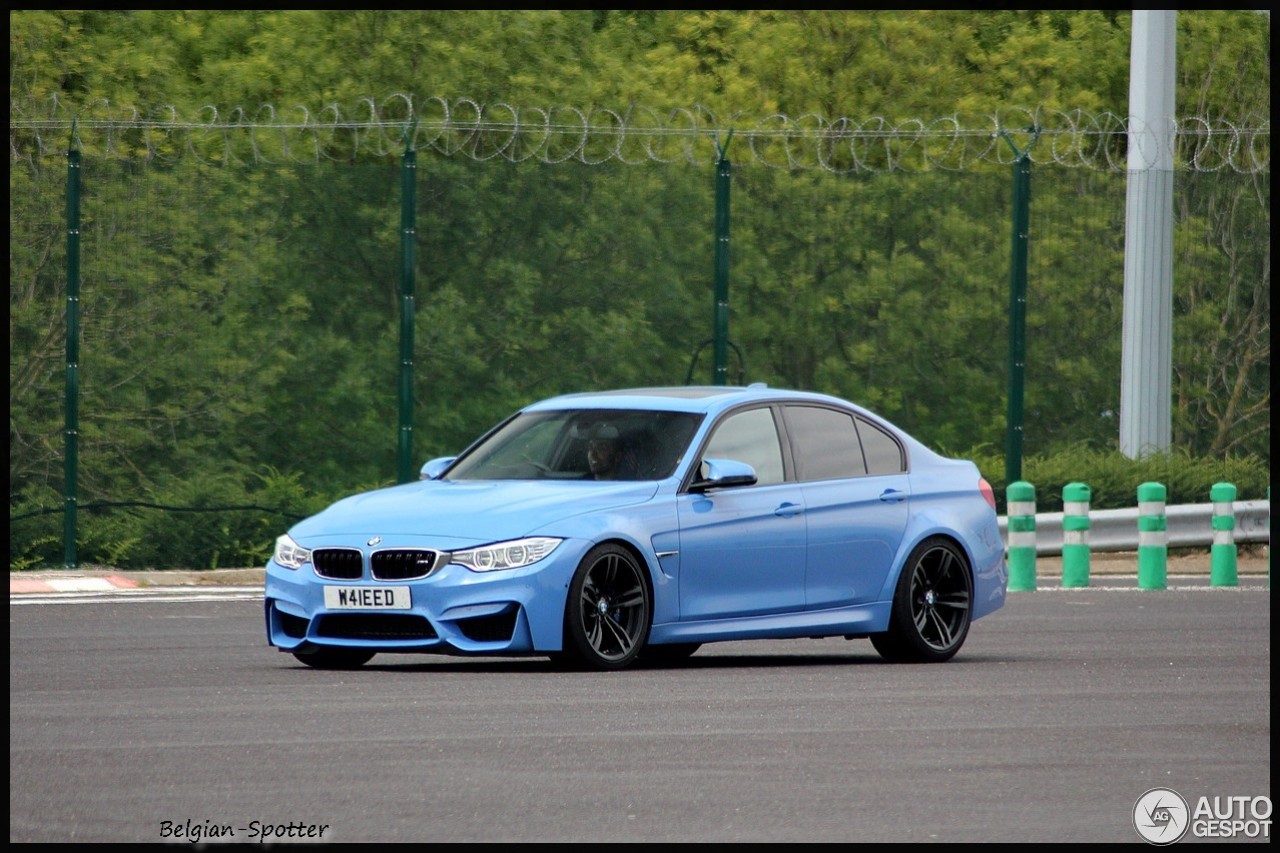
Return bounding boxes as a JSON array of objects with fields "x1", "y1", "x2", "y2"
[{"x1": 586, "y1": 425, "x2": 624, "y2": 479}]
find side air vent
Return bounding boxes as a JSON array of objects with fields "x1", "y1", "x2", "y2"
[
  {"x1": 277, "y1": 607, "x2": 309, "y2": 639},
  {"x1": 454, "y1": 607, "x2": 519, "y2": 643}
]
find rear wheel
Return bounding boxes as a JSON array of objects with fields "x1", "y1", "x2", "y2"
[
  {"x1": 563, "y1": 544, "x2": 651, "y2": 670},
  {"x1": 871, "y1": 537, "x2": 972, "y2": 663},
  {"x1": 292, "y1": 647, "x2": 376, "y2": 669}
]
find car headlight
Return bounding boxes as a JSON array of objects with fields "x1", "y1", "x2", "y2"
[
  {"x1": 449, "y1": 537, "x2": 562, "y2": 572},
  {"x1": 273, "y1": 534, "x2": 311, "y2": 570}
]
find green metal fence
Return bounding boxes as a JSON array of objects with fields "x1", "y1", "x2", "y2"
[{"x1": 8, "y1": 105, "x2": 1270, "y2": 569}]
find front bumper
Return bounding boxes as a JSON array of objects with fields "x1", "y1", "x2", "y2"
[{"x1": 264, "y1": 539, "x2": 590, "y2": 656}]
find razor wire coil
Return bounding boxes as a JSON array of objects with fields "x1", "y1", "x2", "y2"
[{"x1": 9, "y1": 95, "x2": 1270, "y2": 173}]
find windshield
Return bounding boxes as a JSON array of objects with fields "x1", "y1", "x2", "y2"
[{"x1": 446, "y1": 409, "x2": 704, "y2": 482}]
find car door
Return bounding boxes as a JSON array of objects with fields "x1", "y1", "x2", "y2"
[
  {"x1": 676, "y1": 406, "x2": 807, "y2": 620},
  {"x1": 783, "y1": 405, "x2": 910, "y2": 610}
]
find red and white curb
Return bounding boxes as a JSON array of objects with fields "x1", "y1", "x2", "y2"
[{"x1": 10, "y1": 575, "x2": 140, "y2": 594}]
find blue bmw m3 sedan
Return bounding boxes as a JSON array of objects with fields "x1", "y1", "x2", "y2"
[{"x1": 264, "y1": 386, "x2": 1007, "y2": 670}]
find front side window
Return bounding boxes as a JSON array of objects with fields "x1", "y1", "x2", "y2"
[{"x1": 700, "y1": 407, "x2": 785, "y2": 486}]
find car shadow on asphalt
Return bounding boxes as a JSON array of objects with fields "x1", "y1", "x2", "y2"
[{"x1": 268, "y1": 649, "x2": 1015, "y2": 673}]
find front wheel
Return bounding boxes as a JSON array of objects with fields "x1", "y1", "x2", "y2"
[
  {"x1": 562, "y1": 544, "x2": 652, "y2": 670},
  {"x1": 871, "y1": 537, "x2": 972, "y2": 663},
  {"x1": 292, "y1": 647, "x2": 376, "y2": 669}
]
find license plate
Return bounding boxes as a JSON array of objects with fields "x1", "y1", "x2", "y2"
[{"x1": 323, "y1": 585, "x2": 411, "y2": 610}]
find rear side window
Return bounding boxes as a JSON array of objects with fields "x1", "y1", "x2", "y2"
[
  {"x1": 785, "y1": 406, "x2": 867, "y2": 481},
  {"x1": 856, "y1": 417, "x2": 906, "y2": 475}
]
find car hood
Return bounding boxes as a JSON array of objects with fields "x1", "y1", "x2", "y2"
[{"x1": 291, "y1": 479, "x2": 660, "y2": 544}]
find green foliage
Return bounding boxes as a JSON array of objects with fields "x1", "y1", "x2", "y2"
[
  {"x1": 9, "y1": 468, "x2": 338, "y2": 570},
  {"x1": 12, "y1": 11, "x2": 1268, "y2": 120},
  {"x1": 8, "y1": 10, "x2": 1270, "y2": 569},
  {"x1": 9, "y1": 534, "x2": 59, "y2": 573}
]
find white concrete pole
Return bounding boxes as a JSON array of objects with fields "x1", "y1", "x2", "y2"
[{"x1": 1119, "y1": 10, "x2": 1176, "y2": 459}]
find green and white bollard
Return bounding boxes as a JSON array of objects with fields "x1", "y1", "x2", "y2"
[
  {"x1": 1062, "y1": 482, "x2": 1091, "y2": 588},
  {"x1": 1007, "y1": 481, "x2": 1037, "y2": 591},
  {"x1": 1137, "y1": 482, "x2": 1168, "y2": 589},
  {"x1": 1210, "y1": 482, "x2": 1238, "y2": 587}
]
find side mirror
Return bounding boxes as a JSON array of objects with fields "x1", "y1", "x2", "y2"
[
  {"x1": 689, "y1": 458, "x2": 758, "y2": 492},
  {"x1": 420, "y1": 457, "x2": 456, "y2": 480}
]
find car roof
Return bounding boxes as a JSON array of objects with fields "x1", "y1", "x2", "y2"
[{"x1": 524, "y1": 385, "x2": 865, "y2": 416}]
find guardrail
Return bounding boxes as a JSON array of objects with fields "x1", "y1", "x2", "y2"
[{"x1": 998, "y1": 500, "x2": 1270, "y2": 555}]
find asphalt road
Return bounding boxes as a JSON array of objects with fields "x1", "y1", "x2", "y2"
[{"x1": 9, "y1": 585, "x2": 1272, "y2": 843}]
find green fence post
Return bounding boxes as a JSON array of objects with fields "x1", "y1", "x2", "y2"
[
  {"x1": 1062, "y1": 482, "x2": 1091, "y2": 588},
  {"x1": 711, "y1": 133, "x2": 732, "y2": 386},
  {"x1": 63, "y1": 141, "x2": 82, "y2": 569},
  {"x1": 1137, "y1": 482, "x2": 1168, "y2": 589},
  {"x1": 396, "y1": 122, "x2": 417, "y2": 484},
  {"x1": 1210, "y1": 482, "x2": 1238, "y2": 587},
  {"x1": 1007, "y1": 481, "x2": 1037, "y2": 591},
  {"x1": 997, "y1": 127, "x2": 1038, "y2": 488}
]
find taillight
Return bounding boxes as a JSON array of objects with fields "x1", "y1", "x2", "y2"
[{"x1": 978, "y1": 477, "x2": 997, "y2": 510}]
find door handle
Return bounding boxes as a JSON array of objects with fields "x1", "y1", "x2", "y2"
[
  {"x1": 774, "y1": 502, "x2": 804, "y2": 517},
  {"x1": 879, "y1": 489, "x2": 906, "y2": 503}
]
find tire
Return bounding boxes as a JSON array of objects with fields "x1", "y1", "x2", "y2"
[
  {"x1": 639, "y1": 642, "x2": 701, "y2": 664},
  {"x1": 563, "y1": 544, "x2": 652, "y2": 670},
  {"x1": 292, "y1": 647, "x2": 376, "y2": 669},
  {"x1": 871, "y1": 537, "x2": 972, "y2": 663}
]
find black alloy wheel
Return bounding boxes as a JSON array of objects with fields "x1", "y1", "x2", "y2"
[
  {"x1": 563, "y1": 544, "x2": 652, "y2": 670},
  {"x1": 871, "y1": 537, "x2": 972, "y2": 663}
]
